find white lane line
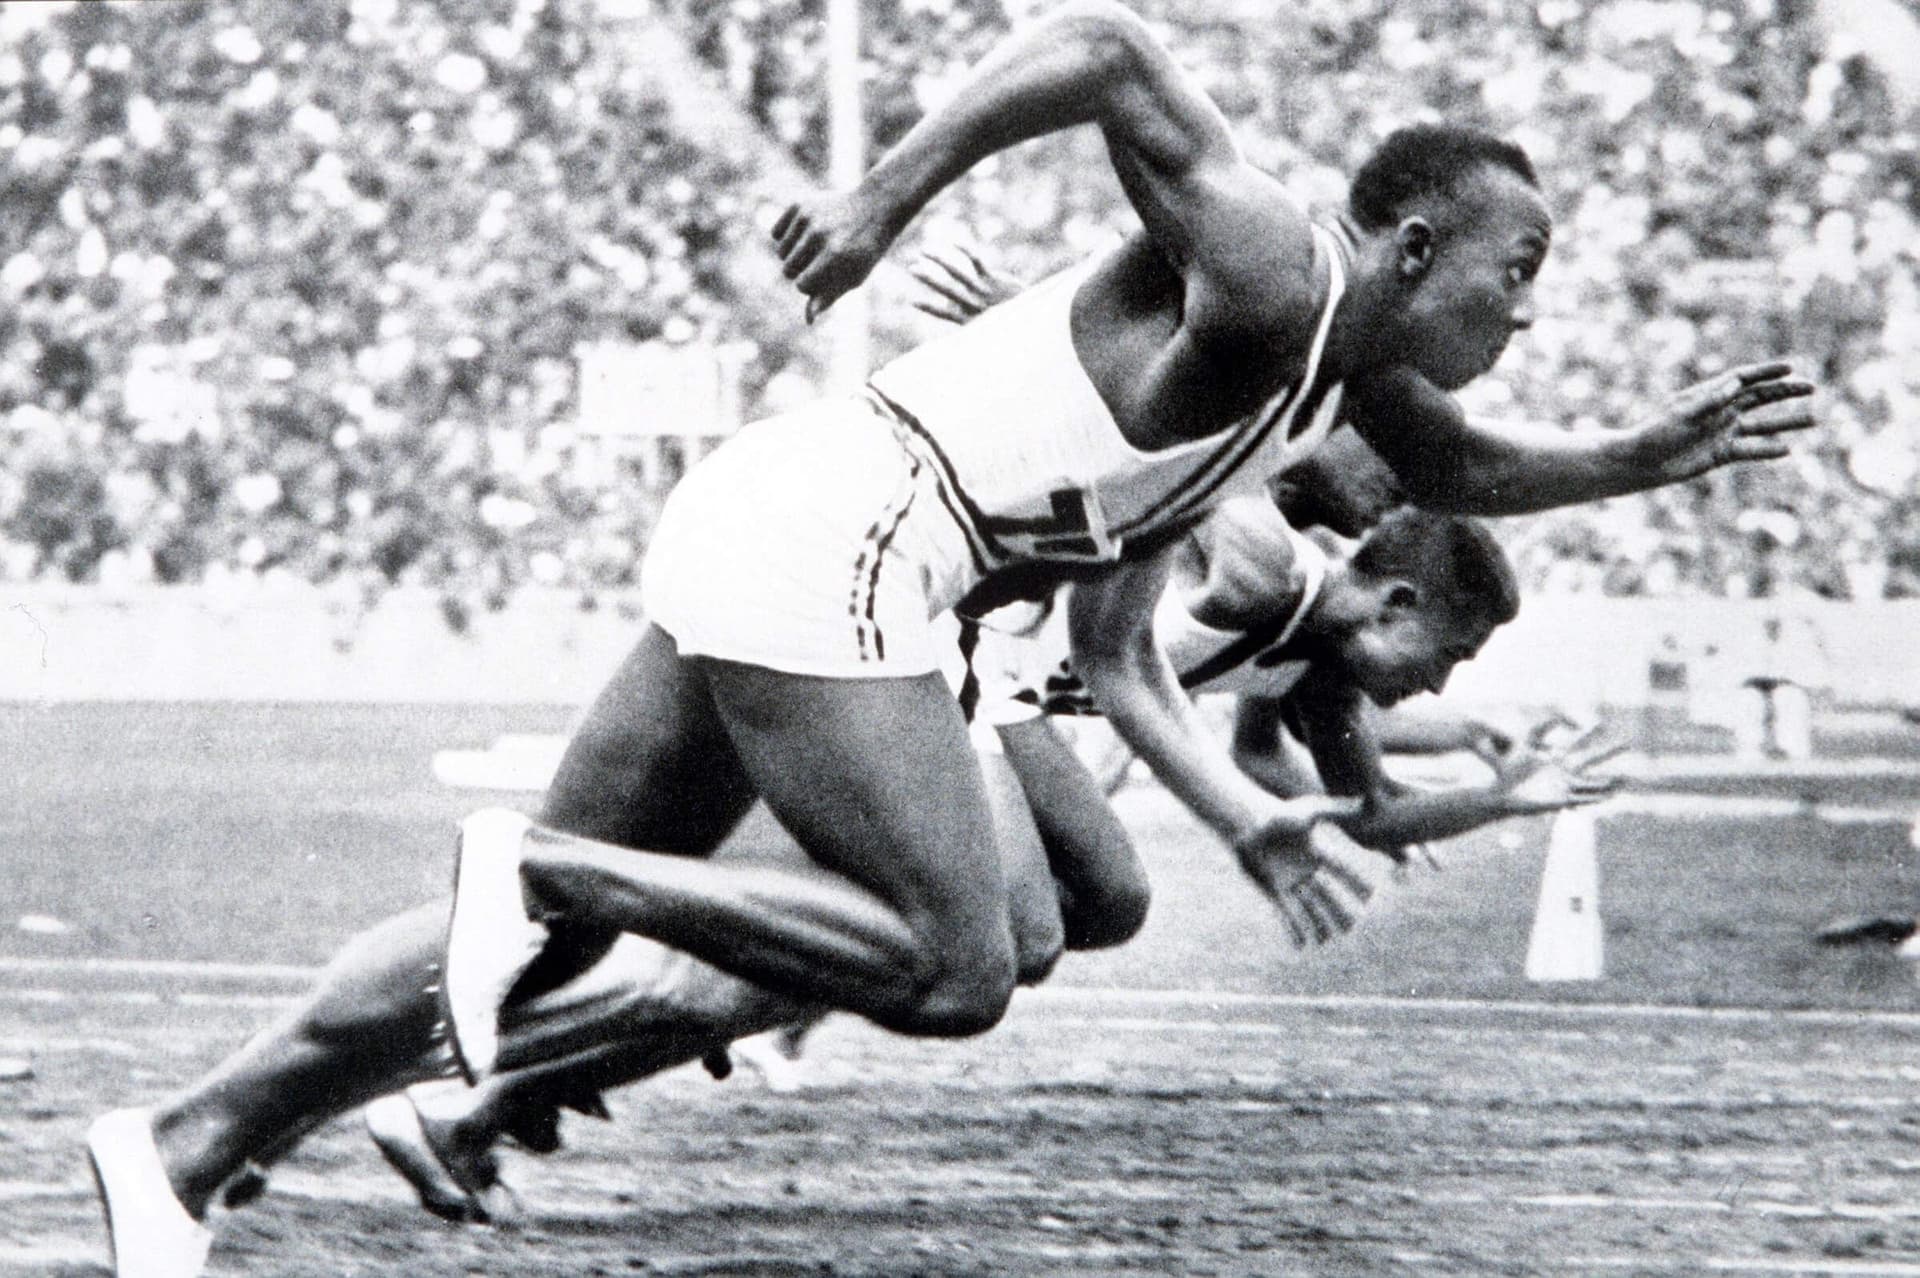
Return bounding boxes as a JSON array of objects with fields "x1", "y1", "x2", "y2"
[
  {"x1": 10, "y1": 958, "x2": 1920, "y2": 1034},
  {"x1": 1026, "y1": 986, "x2": 1920, "y2": 1030},
  {"x1": 0, "y1": 1035, "x2": 137, "y2": 1055},
  {"x1": 0, "y1": 986, "x2": 292, "y2": 1010},
  {"x1": 0, "y1": 1242, "x2": 101, "y2": 1269},
  {"x1": 11, "y1": 1171, "x2": 1920, "y2": 1237},
  {"x1": 1567, "y1": 1261, "x2": 1920, "y2": 1276},
  {"x1": 1606, "y1": 794, "x2": 1916, "y2": 824},
  {"x1": 1705, "y1": 1263, "x2": 1920, "y2": 1276},
  {"x1": 0, "y1": 956, "x2": 315, "y2": 982}
]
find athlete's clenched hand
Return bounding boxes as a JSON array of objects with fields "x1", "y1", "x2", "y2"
[
  {"x1": 1628, "y1": 362, "x2": 1817, "y2": 483},
  {"x1": 771, "y1": 192, "x2": 894, "y2": 323}
]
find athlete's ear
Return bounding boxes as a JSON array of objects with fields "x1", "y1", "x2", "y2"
[
  {"x1": 1382, "y1": 581, "x2": 1421, "y2": 616},
  {"x1": 1395, "y1": 218, "x2": 1435, "y2": 280}
]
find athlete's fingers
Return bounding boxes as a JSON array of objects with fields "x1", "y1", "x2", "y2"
[
  {"x1": 1526, "y1": 710, "x2": 1578, "y2": 751},
  {"x1": 1302, "y1": 880, "x2": 1357, "y2": 935},
  {"x1": 1730, "y1": 359, "x2": 1795, "y2": 386},
  {"x1": 771, "y1": 203, "x2": 798, "y2": 243},
  {"x1": 953, "y1": 240, "x2": 991, "y2": 278},
  {"x1": 1729, "y1": 376, "x2": 1815, "y2": 411},
  {"x1": 1293, "y1": 888, "x2": 1337, "y2": 944},
  {"x1": 908, "y1": 258, "x2": 981, "y2": 316},
  {"x1": 1733, "y1": 397, "x2": 1818, "y2": 436},
  {"x1": 1557, "y1": 722, "x2": 1607, "y2": 759},
  {"x1": 1567, "y1": 740, "x2": 1629, "y2": 773},
  {"x1": 1672, "y1": 362, "x2": 1796, "y2": 423},
  {"x1": 1274, "y1": 895, "x2": 1313, "y2": 948},
  {"x1": 796, "y1": 259, "x2": 859, "y2": 315},
  {"x1": 920, "y1": 247, "x2": 990, "y2": 299},
  {"x1": 776, "y1": 212, "x2": 812, "y2": 260},
  {"x1": 1314, "y1": 856, "x2": 1374, "y2": 903},
  {"x1": 906, "y1": 266, "x2": 973, "y2": 323},
  {"x1": 781, "y1": 229, "x2": 827, "y2": 281},
  {"x1": 911, "y1": 298, "x2": 970, "y2": 324},
  {"x1": 1726, "y1": 436, "x2": 1792, "y2": 464},
  {"x1": 1669, "y1": 368, "x2": 1749, "y2": 419}
]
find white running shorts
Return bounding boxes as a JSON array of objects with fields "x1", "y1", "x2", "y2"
[{"x1": 641, "y1": 396, "x2": 978, "y2": 679}]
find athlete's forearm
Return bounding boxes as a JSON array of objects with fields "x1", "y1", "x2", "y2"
[
  {"x1": 1336, "y1": 784, "x2": 1517, "y2": 850},
  {"x1": 1353, "y1": 363, "x2": 1815, "y2": 516},
  {"x1": 1360, "y1": 406, "x2": 1647, "y2": 516},
  {"x1": 1435, "y1": 415, "x2": 1657, "y2": 514},
  {"x1": 1088, "y1": 649, "x2": 1281, "y2": 842},
  {"x1": 1071, "y1": 556, "x2": 1282, "y2": 842},
  {"x1": 1372, "y1": 704, "x2": 1510, "y2": 757}
]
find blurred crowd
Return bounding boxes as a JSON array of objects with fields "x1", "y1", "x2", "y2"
[{"x1": 0, "y1": 0, "x2": 1915, "y2": 618}]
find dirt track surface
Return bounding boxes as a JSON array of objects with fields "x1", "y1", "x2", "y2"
[
  {"x1": 11, "y1": 981, "x2": 1920, "y2": 1277},
  {"x1": 9, "y1": 705, "x2": 1920, "y2": 1275}
]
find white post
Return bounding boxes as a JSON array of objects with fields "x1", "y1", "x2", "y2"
[
  {"x1": 1524, "y1": 808, "x2": 1605, "y2": 982},
  {"x1": 824, "y1": 0, "x2": 869, "y2": 393}
]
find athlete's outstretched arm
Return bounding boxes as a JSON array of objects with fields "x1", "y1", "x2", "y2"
[
  {"x1": 1066, "y1": 553, "x2": 1355, "y2": 899},
  {"x1": 1346, "y1": 362, "x2": 1817, "y2": 516},
  {"x1": 774, "y1": 0, "x2": 1302, "y2": 321},
  {"x1": 1284, "y1": 673, "x2": 1617, "y2": 851}
]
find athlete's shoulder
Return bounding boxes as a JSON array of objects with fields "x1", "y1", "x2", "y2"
[
  {"x1": 1192, "y1": 202, "x2": 1326, "y2": 347},
  {"x1": 1184, "y1": 498, "x2": 1309, "y2": 632}
]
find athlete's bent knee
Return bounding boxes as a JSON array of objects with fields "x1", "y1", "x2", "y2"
[
  {"x1": 892, "y1": 934, "x2": 1018, "y2": 1038},
  {"x1": 1067, "y1": 872, "x2": 1151, "y2": 952},
  {"x1": 1007, "y1": 894, "x2": 1067, "y2": 987},
  {"x1": 1014, "y1": 930, "x2": 1064, "y2": 986}
]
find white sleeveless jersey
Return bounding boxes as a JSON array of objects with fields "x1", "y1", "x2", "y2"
[
  {"x1": 868, "y1": 228, "x2": 1347, "y2": 573},
  {"x1": 964, "y1": 522, "x2": 1330, "y2": 724}
]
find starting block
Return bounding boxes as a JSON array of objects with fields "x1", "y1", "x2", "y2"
[{"x1": 1524, "y1": 807, "x2": 1604, "y2": 982}]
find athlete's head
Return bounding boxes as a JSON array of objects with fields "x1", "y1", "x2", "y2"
[
  {"x1": 1349, "y1": 124, "x2": 1549, "y2": 391},
  {"x1": 1269, "y1": 426, "x2": 1407, "y2": 539},
  {"x1": 1322, "y1": 508, "x2": 1519, "y2": 706}
]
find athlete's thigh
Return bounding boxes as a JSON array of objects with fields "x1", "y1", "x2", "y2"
[
  {"x1": 978, "y1": 747, "x2": 1066, "y2": 980},
  {"x1": 998, "y1": 717, "x2": 1149, "y2": 928},
  {"x1": 540, "y1": 622, "x2": 757, "y2": 855},
  {"x1": 699, "y1": 659, "x2": 1010, "y2": 944}
]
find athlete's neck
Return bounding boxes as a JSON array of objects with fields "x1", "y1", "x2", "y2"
[
  {"x1": 1285, "y1": 563, "x2": 1365, "y2": 664},
  {"x1": 1314, "y1": 213, "x2": 1386, "y2": 386}
]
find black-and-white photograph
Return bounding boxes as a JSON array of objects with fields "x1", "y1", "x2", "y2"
[{"x1": 2, "y1": 0, "x2": 1916, "y2": 1272}]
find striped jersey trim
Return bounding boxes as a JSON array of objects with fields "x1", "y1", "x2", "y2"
[
  {"x1": 865, "y1": 387, "x2": 997, "y2": 575},
  {"x1": 1114, "y1": 226, "x2": 1348, "y2": 542},
  {"x1": 847, "y1": 456, "x2": 922, "y2": 662},
  {"x1": 1174, "y1": 532, "x2": 1329, "y2": 690}
]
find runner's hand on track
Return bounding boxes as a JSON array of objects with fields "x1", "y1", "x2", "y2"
[{"x1": 1231, "y1": 795, "x2": 1362, "y2": 901}]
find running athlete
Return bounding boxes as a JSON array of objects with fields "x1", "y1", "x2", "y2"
[
  {"x1": 345, "y1": 505, "x2": 1620, "y2": 1222},
  {"x1": 442, "y1": 0, "x2": 1810, "y2": 1077},
  {"x1": 89, "y1": 5, "x2": 1815, "y2": 1271},
  {"x1": 913, "y1": 238, "x2": 1527, "y2": 803}
]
